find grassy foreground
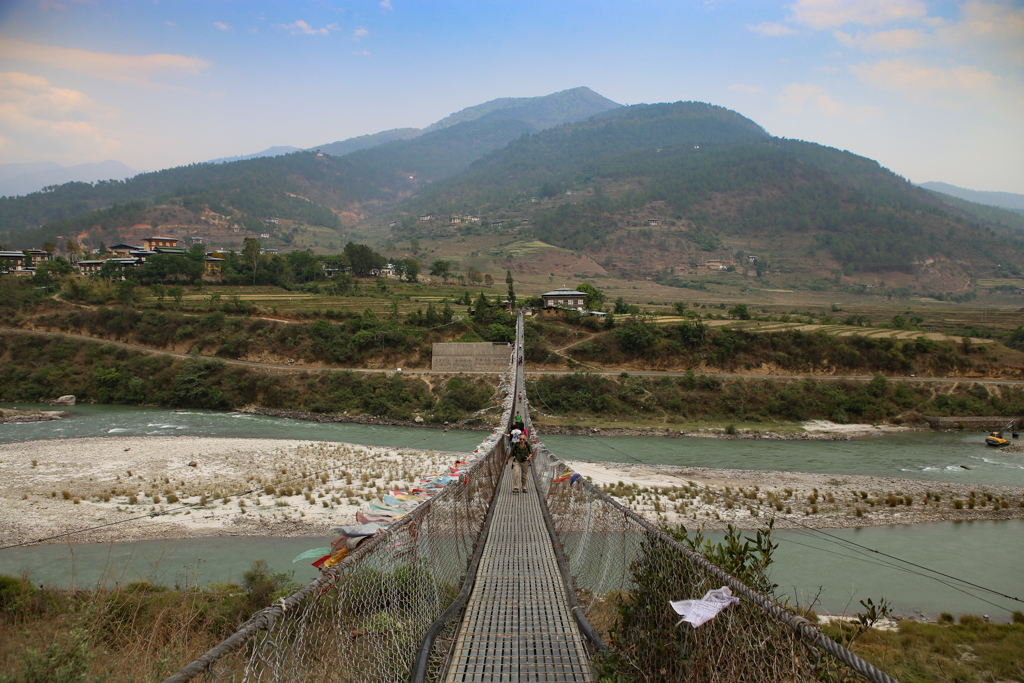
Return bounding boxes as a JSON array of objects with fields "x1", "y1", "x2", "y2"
[
  {"x1": 0, "y1": 564, "x2": 296, "y2": 683},
  {"x1": 822, "y1": 614, "x2": 1024, "y2": 683}
]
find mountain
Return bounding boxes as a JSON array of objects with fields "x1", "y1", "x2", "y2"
[
  {"x1": 314, "y1": 129, "x2": 422, "y2": 157},
  {"x1": 4, "y1": 90, "x2": 1023, "y2": 293},
  {"x1": 422, "y1": 86, "x2": 621, "y2": 134},
  {"x1": 313, "y1": 87, "x2": 620, "y2": 159},
  {"x1": 0, "y1": 87, "x2": 623, "y2": 241},
  {"x1": 0, "y1": 160, "x2": 136, "y2": 198},
  {"x1": 919, "y1": 182, "x2": 1024, "y2": 215},
  {"x1": 384, "y1": 102, "x2": 1023, "y2": 286},
  {"x1": 207, "y1": 146, "x2": 303, "y2": 165}
]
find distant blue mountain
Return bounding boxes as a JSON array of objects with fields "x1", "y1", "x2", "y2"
[
  {"x1": 206, "y1": 146, "x2": 303, "y2": 165},
  {"x1": 0, "y1": 160, "x2": 137, "y2": 198},
  {"x1": 919, "y1": 181, "x2": 1024, "y2": 214}
]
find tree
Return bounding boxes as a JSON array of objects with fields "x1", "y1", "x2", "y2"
[
  {"x1": 576, "y1": 282, "x2": 605, "y2": 311},
  {"x1": 484, "y1": 273, "x2": 494, "y2": 286},
  {"x1": 41, "y1": 241, "x2": 56, "y2": 258},
  {"x1": 401, "y1": 258, "x2": 421, "y2": 282},
  {"x1": 430, "y1": 259, "x2": 453, "y2": 283},
  {"x1": 673, "y1": 301, "x2": 688, "y2": 315},
  {"x1": 344, "y1": 242, "x2": 387, "y2": 277},
  {"x1": 613, "y1": 297, "x2": 630, "y2": 314},
  {"x1": 242, "y1": 238, "x2": 262, "y2": 285},
  {"x1": 65, "y1": 240, "x2": 80, "y2": 263},
  {"x1": 466, "y1": 266, "x2": 483, "y2": 285},
  {"x1": 728, "y1": 303, "x2": 751, "y2": 320},
  {"x1": 116, "y1": 278, "x2": 138, "y2": 306},
  {"x1": 506, "y1": 270, "x2": 516, "y2": 309},
  {"x1": 410, "y1": 238, "x2": 420, "y2": 254},
  {"x1": 169, "y1": 285, "x2": 184, "y2": 306},
  {"x1": 150, "y1": 283, "x2": 166, "y2": 301}
]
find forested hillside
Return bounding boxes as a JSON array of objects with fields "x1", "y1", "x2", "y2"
[{"x1": 4, "y1": 89, "x2": 1023, "y2": 289}]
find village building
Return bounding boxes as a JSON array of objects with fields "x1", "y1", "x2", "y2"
[
  {"x1": 204, "y1": 256, "x2": 225, "y2": 275},
  {"x1": 0, "y1": 251, "x2": 26, "y2": 272},
  {"x1": 143, "y1": 236, "x2": 180, "y2": 252},
  {"x1": 24, "y1": 248, "x2": 50, "y2": 267},
  {"x1": 540, "y1": 287, "x2": 589, "y2": 310}
]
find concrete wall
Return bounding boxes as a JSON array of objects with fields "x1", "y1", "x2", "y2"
[{"x1": 431, "y1": 342, "x2": 512, "y2": 373}]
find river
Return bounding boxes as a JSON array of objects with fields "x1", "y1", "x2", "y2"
[{"x1": 1, "y1": 403, "x2": 1022, "y2": 620}]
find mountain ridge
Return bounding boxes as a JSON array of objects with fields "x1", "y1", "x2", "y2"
[{"x1": 918, "y1": 181, "x2": 1024, "y2": 214}]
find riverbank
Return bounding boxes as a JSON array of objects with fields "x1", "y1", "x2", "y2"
[
  {"x1": 0, "y1": 407, "x2": 71, "y2": 424},
  {"x1": 564, "y1": 459, "x2": 1024, "y2": 531},
  {"x1": 240, "y1": 405, "x2": 912, "y2": 440},
  {"x1": 3, "y1": 434, "x2": 1023, "y2": 547},
  {"x1": 0, "y1": 436, "x2": 471, "y2": 547}
]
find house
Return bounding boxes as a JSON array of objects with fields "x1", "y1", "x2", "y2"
[
  {"x1": 419, "y1": 214, "x2": 432, "y2": 222},
  {"x1": 154, "y1": 246, "x2": 187, "y2": 256},
  {"x1": 450, "y1": 215, "x2": 463, "y2": 224},
  {"x1": 466, "y1": 215, "x2": 480, "y2": 223},
  {"x1": 0, "y1": 251, "x2": 26, "y2": 272},
  {"x1": 260, "y1": 233, "x2": 271, "y2": 239},
  {"x1": 184, "y1": 236, "x2": 204, "y2": 246},
  {"x1": 646, "y1": 219, "x2": 659, "y2": 226},
  {"x1": 130, "y1": 249, "x2": 156, "y2": 262},
  {"x1": 540, "y1": 287, "x2": 589, "y2": 310},
  {"x1": 75, "y1": 259, "x2": 106, "y2": 274},
  {"x1": 747, "y1": 255, "x2": 758, "y2": 264},
  {"x1": 143, "y1": 236, "x2": 180, "y2": 251},
  {"x1": 24, "y1": 248, "x2": 49, "y2": 266},
  {"x1": 109, "y1": 243, "x2": 143, "y2": 257},
  {"x1": 701, "y1": 259, "x2": 729, "y2": 271},
  {"x1": 263, "y1": 247, "x2": 279, "y2": 255},
  {"x1": 204, "y1": 256, "x2": 225, "y2": 275},
  {"x1": 530, "y1": 197, "x2": 540, "y2": 203}
]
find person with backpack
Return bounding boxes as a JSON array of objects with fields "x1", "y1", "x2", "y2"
[{"x1": 505, "y1": 428, "x2": 533, "y2": 493}]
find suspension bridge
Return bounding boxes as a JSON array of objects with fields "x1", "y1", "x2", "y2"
[{"x1": 163, "y1": 312, "x2": 897, "y2": 683}]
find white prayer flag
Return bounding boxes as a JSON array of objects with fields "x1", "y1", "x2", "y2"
[{"x1": 670, "y1": 586, "x2": 740, "y2": 627}]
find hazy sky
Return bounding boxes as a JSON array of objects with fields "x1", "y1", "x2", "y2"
[{"x1": 0, "y1": 0, "x2": 1021, "y2": 193}]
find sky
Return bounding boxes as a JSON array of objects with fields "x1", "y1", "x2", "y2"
[{"x1": 0, "y1": 0, "x2": 1021, "y2": 193}]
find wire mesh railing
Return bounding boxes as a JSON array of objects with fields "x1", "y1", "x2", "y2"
[
  {"x1": 529, "y1": 440, "x2": 898, "y2": 683},
  {"x1": 163, "y1": 338, "x2": 522, "y2": 683}
]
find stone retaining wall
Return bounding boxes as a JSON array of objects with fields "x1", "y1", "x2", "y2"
[
  {"x1": 431, "y1": 342, "x2": 512, "y2": 373},
  {"x1": 922, "y1": 415, "x2": 1020, "y2": 431}
]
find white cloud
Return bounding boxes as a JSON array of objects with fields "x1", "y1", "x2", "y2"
[
  {"x1": 353, "y1": 26, "x2": 369, "y2": 40},
  {"x1": 788, "y1": 0, "x2": 927, "y2": 29},
  {"x1": 0, "y1": 39, "x2": 209, "y2": 87},
  {"x1": 379, "y1": 0, "x2": 393, "y2": 11},
  {"x1": 747, "y1": 21, "x2": 797, "y2": 37},
  {"x1": 834, "y1": 27, "x2": 929, "y2": 52},
  {"x1": 728, "y1": 84, "x2": 765, "y2": 93},
  {"x1": 779, "y1": 83, "x2": 842, "y2": 115},
  {"x1": 353, "y1": 50, "x2": 371, "y2": 56},
  {"x1": 850, "y1": 58, "x2": 1002, "y2": 97},
  {"x1": 777, "y1": 82, "x2": 880, "y2": 122},
  {"x1": 213, "y1": 22, "x2": 232, "y2": 32},
  {"x1": 279, "y1": 20, "x2": 340, "y2": 36},
  {"x1": 164, "y1": 20, "x2": 176, "y2": 27},
  {"x1": 933, "y1": 1, "x2": 1024, "y2": 69},
  {"x1": 0, "y1": 71, "x2": 119, "y2": 163}
]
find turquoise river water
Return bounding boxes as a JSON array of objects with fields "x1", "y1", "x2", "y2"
[{"x1": 1, "y1": 403, "x2": 1022, "y2": 620}]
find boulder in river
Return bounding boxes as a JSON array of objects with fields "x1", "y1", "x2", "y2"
[{"x1": 50, "y1": 395, "x2": 76, "y2": 406}]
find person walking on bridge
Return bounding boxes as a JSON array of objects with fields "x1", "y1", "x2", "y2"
[{"x1": 505, "y1": 428, "x2": 533, "y2": 493}]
